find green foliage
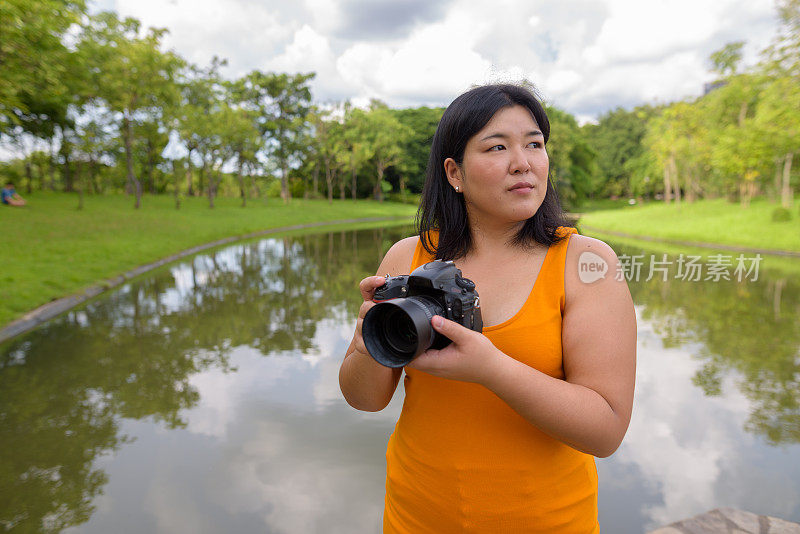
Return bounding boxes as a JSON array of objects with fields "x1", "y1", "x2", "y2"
[
  {"x1": 388, "y1": 106, "x2": 444, "y2": 193},
  {"x1": 586, "y1": 105, "x2": 657, "y2": 198},
  {"x1": 234, "y1": 71, "x2": 315, "y2": 202},
  {"x1": 3, "y1": 0, "x2": 797, "y2": 209},
  {"x1": 545, "y1": 106, "x2": 598, "y2": 209},
  {"x1": 0, "y1": 0, "x2": 85, "y2": 136},
  {"x1": 77, "y1": 11, "x2": 183, "y2": 208}
]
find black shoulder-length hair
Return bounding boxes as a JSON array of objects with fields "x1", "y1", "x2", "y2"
[{"x1": 415, "y1": 83, "x2": 572, "y2": 260}]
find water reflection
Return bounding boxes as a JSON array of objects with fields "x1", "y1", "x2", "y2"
[{"x1": 0, "y1": 226, "x2": 798, "y2": 533}]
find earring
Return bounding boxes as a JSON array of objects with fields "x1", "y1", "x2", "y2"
[{"x1": 455, "y1": 186, "x2": 460, "y2": 193}]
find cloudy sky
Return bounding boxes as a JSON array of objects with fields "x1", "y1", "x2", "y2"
[{"x1": 91, "y1": 0, "x2": 780, "y2": 122}]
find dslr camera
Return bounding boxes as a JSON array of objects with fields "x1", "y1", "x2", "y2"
[{"x1": 362, "y1": 260, "x2": 483, "y2": 368}]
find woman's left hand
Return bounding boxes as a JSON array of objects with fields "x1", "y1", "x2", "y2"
[{"x1": 406, "y1": 315, "x2": 502, "y2": 384}]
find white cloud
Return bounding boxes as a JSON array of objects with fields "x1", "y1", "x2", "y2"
[
  {"x1": 99, "y1": 0, "x2": 780, "y2": 117},
  {"x1": 613, "y1": 307, "x2": 755, "y2": 529}
]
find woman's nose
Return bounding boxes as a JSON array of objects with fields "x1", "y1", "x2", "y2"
[{"x1": 509, "y1": 147, "x2": 531, "y2": 175}]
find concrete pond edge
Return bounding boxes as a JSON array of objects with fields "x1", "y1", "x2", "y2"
[{"x1": 0, "y1": 216, "x2": 412, "y2": 344}]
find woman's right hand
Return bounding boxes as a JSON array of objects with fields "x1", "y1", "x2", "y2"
[
  {"x1": 339, "y1": 235, "x2": 418, "y2": 412},
  {"x1": 350, "y1": 275, "x2": 388, "y2": 361}
]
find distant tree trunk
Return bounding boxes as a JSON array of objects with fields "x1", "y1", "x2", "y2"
[
  {"x1": 24, "y1": 160, "x2": 33, "y2": 194},
  {"x1": 782, "y1": 152, "x2": 794, "y2": 208},
  {"x1": 60, "y1": 141, "x2": 74, "y2": 193},
  {"x1": 76, "y1": 161, "x2": 84, "y2": 210},
  {"x1": 281, "y1": 162, "x2": 290, "y2": 204},
  {"x1": 350, "y1": 167, "x2": 358, "y2": 200},
  {"x1": 325, "y1": 166, "x2": 334, "y2": 205},
  {"x1": 670, "y1": 154, "x2": 681, "y2": 205},
  {"x1": 88, "y1": 157, "x2": 99, "y2": 194},
  {"x1": 172, "y1": 159, "x2": 181, "y2": 210},
  {"x1": 145, "y1": 139, "x2": 155, "y2": 194},
  {"x1": 312, "y1": 165, "x2": 319, "y2": 198},
  {"x1": 47, "y1": 137, "x2": 57, "y2": 190},
  {"x1": 248, "y1": 163, "x2": 261, "y2": 200},
  {"x1": 663, "y1": 161, "x2": 672, "y2": 204},
  {"x1": 207, "y1": 172, "x2": 217, "y2": 209},
  {"x1": 685, "y1": 168, "x2": 696, "y2": 203},
  {"x1": 237, "y1": 158, "x2": 246, "y2": 207},
  {"x1": 374, "y1": 164, "x2": 385, "y2": 202},
  {"x1": 198, "y1": 160, "x2": 206, "y2": 197},
  {"x1": 186, "y1": 150, "x2": 195, "y2": 196},
  {"x1": 339, "y1": 173, "x2": 346, "y2": 200},
  {"x1": 122, "y1": 116, "x2": 142, "y2": 209},
  {"x1": 351, "y1": 152, "x2": 357, "y2": 201}
]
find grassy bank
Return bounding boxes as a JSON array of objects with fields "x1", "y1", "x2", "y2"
[
  {"x1": 578, "y1": 197, "x2": 800, "y2": 253},
  {"x1": 1, "y1": 192, "x2": 416, "y2": 327}
]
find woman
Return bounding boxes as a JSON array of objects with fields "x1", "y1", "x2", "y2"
[{"x1": 339, "y1": 84, "x2": 636, "y2": 533}]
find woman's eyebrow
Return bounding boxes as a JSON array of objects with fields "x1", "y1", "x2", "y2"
[{"x1": 480, "y1": 130, "x2": 543, "y2": 142}]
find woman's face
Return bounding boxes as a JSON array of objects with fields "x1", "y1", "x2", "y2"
[{"x1": 444, "y1": 104, "x2": 549, "y2": 228}]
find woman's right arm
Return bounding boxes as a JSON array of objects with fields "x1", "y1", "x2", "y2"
[{"x1": 338, "y1": 236, "x2": 419, "y2": 412}]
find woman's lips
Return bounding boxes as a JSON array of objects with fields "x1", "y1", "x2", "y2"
[{"x1": 509, "y1": 182, "x2": 534, "y2": 193}]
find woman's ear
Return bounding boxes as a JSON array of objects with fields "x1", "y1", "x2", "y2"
[{"x1": 443, "y1": 158, "x2": 463, "y2": 191}]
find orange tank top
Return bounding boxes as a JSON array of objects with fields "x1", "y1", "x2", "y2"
[{"x1": 383, "y1": 226, "x2": 599, "y2": 533}]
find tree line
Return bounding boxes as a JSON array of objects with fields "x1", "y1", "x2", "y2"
[
  {"x1": 1, "y1": 0, "x2": 798, "y2": 211},
  {"x1": 585, "y1": 1, "x2": 799, "y2": 211}
]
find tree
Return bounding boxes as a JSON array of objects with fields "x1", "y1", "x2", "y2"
[
  {"x1": 310, "y1": 108, "x2": 346, "y2": 204},
  {"x1": 173, "y1": 58, "x2": 227, "y2": 200},
  {"x1": 358, "y1": 103, "x2": 412, "y2": 202},
  {"x1": 584, "y1": 106, "x2": 654, "y2": 199},
  {"x1": 0, "y1": 0, "x2": 86, "y2": 137},
  {"x1": 546, "y1": 106, "x2": 597, "y2": 209},
  {"x1": 390, "y1": 106, "x2": 444, "y2": 195},
  {"x1": 78, "y1": 12, "x2": 182, "y2": 208},
  {"x1": 340, "y1": 104, "x2": 374, "y2": 200},
  {"x1": 756, "y1": 0, "x2": 800, "y2": 207},
  {"x1": 235, "y1": 71, "x2": 315, "y2": 203}
]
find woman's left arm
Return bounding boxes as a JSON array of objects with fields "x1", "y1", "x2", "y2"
[{"x1": 407, "y1": 236, "x2": 637, "y2": 457}]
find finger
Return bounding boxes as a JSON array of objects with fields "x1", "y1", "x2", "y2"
[
  {"x1": 358, "y1": 300, "x2": 376, "y2": 319},
  {"x1": 354, "y1": 334, "x2": 369, "y2": 357},
  {"x1": 430, "y1": 315, "x2": 471, "y2": 343},
  {"x1": 359, "y1": 276, "x2": 387, "y2": 301},
  {"x1": 406, "y1": 348, "x2": 442, "y2": 371}
]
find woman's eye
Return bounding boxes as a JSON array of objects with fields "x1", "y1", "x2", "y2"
[
  {"x1": 488, "y1": 145, "x2": 505, "y2": 151},
  {"x1": 527, "y1": 141, "x2": 541, "y2": 148}
]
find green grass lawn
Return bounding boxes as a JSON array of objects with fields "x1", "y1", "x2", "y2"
[
  {"x1": 1, "y1": 192, "x2": 416, "y2": 327},
  {"x1": 579, "y1": 197, "x2": 800, "y2": 253}
]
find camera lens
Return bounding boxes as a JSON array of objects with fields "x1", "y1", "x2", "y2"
[
  {"x1": 381, "y1": 307, "x2": 418, "y2": 354},
  {"x1": 362, "y1": 296, "x2": 444, "y2": 367}
]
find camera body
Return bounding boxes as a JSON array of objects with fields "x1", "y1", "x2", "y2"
[{"x1": 363, "y1": 260, "x2": 483, "y2": 368}]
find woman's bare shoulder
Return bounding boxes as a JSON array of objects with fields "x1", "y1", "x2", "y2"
[
  {"x1": 377, "y1": 235, "x2": 420, "y2": 276},
  {"x1": 563, "y1": 234, "x2": 626, "y2": 301}
]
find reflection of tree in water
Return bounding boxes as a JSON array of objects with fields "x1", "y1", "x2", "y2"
[
  {"x1": 0, "y1": 225, "x2": 411, "y2": 533},
  {"x1": 624, "y1": 245, "x2": 800, "y2": 444}
]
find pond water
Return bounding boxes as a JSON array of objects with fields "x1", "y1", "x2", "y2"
[{"x1": 1, "y1": 225, "x2": 799, "y2": 533}]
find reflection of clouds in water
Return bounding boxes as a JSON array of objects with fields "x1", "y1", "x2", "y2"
[
  {"x1": 617, "y1": 307, "x2": 753, "y2": 529},
  {"x1": 178, "y1": 314, "x2": 398, "y2": 532},
  {"x1": 310, "y1": 317, "x2": 357, "y2": 406},
  {"x1": 186, "y1": 346, "x2": 294, "y2": 439},
  {"x1": 212, "y1": 419, "x2": 385, "y2": 534},
  {"x1": 162, "y1": 239, "x2": 292, "y2": 313},
  {"x1": 144, "y1": 477, "x2": 212, "y2": 534}
]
